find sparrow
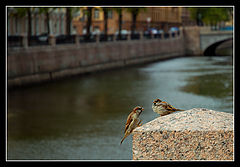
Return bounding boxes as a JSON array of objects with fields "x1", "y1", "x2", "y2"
[
  {"x1": 120, "y1": 106, "x2": 144, "y2": 145},
  {"x1": 152, "y1": 98, "x2": 184, "y2": 116}
]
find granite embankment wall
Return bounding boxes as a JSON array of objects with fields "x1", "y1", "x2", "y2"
[
  {"x1": 8, "y1": 27, "x2": 201, "y2": 88},
  {"x1": 132, "y1": 108, "x2": 233, "y2": 160}
]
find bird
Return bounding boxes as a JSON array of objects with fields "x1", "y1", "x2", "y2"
[
  {"x1": 152, "y1": 98, "x2": 184, "y2": 116},
  {"x1": 120, "y1": 106, "x2": 144, "y2": 145}
]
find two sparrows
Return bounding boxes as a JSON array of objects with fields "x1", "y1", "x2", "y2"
[{"x1": 120, "y1": 99, "x2": 184, "y2": 144}]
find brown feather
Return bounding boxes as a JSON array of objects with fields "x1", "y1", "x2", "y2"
[
  {"x1": 124, "y1": 111, "x2": 134, "y2": 133},
  {"x1": 162, "y1": 102, "x2": 180, "y2": 111},
  {"x1": 175, "y1": 109, "x2": 184, "y2": 111},
  {"x1": 166, "y1": 105, "x2": 176, "y2": 111},
  {"x1": 120, "y1": 133, "x2": 129, "y2": 144},
  {"x1": 121, "y1": 107, "x2": 143, "y2": 144}
]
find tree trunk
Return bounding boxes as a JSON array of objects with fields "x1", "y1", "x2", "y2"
[
  {"x1": 86, "y1": 7, "x2": 92, "y2": 40},
  {"x1": 118, "y1": 10, "x2": 122, "y2": 40},
  {"x1": 103, "y1": 9, "x2": 108, "y2": 40},
  {"x1": 27, "y1": 8, "x2": 32, "y2": 42},
  {"x1": 46, "y1": 12, "x2": 50, "y2": 35},
  {"x1": 66, "y1": 8, "x2": 71, "y2": 35},
  {"x1": 131, "y1": 13, "x2": 137, "y2": 35}
]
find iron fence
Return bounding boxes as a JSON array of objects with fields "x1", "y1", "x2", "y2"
[
  {"x1": 29, "y1": 35, "x2": 49, "y2": 46},
  {"x1": 56, "y1": 35, "x2": 75, "y2": 44},
  {"x1": 8, "y1": 36, "x2": 23, "y2": 47},
  {"x1": 131, "y1": 33, "x2": 140, "y2": 40},
  {"x1": 99, "y1": 34, "x2": 114, "y2": 42},
  {"x1": 7, "y1": 31, "x2": 180, "y2": 48}
]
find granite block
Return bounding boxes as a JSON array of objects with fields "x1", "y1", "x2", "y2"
[{"x1": 132, "y1": 108, "x2": 233, "y2": 160}]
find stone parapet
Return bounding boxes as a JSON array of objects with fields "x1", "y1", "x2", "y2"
[
  {"x1": 8, "y1": 35, "x2": 185, "y2": 88},
  {"x1": 132, "y1": 108, "x2": 233, "y2": 160}
]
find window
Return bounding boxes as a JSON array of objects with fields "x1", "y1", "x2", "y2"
[
  {"x1": 81, "y1": 9, "x2": 87, "y2": 21},
  {"x1": 108, "y1": 10, "x2": 112, "y2": 19},
  {"x1": 7, "y1": 17, "x2": 11, "y2": 35},
  {"x1": 44, "y1": 17, "x2": 48, "y2": 33},
  {"x1": 35, "y1": 16, "x2": 39, "y2": 35},
  {"x1": 15, "y1": 17, "x2": 22, "y2": 35},
  {"x1": 14, "y1": 17, "x2": 18, "y2": 35},
  {"x1": 25, "y1": 17, "x2": 28, "y2": 34},
  {"x1": 60, "y1": 14, "x2": 64, "y2": 34},
  {"x1": 94, "y1": 9, "x2": 100, "y2": 19},
  {"x1": 56, "y1": 16, "x2": 59, "y2": 35},
  {"x1": 31, "y1": 14, "x2": 34, "y2": 35}
]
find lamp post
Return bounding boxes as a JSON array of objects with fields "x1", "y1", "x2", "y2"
[
  {"x1": 197, "y1": 12, "x2": 202, "y2": 26},
  {"x1": 147, "y1": 17, "x2": 151, "y2": 30}
]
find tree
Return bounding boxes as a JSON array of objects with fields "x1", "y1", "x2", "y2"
[
  {"x1": 9, "y1": 7, "x2": 35, "y2": 40},
  {"x1": 38, "y1": 7, "x2": 56, "y2": 35},
  {"x1": 66, "y1": 8, "x2": 72, "y2": 35},
  {"x1": 102, "y1": 7, "x2": 111, "y2": 39},
  {"x1": 113, "y1": 8, "x2": 123, "y2": 40},
  {"x1": 83, "y1": 7, "x2": 93, "y2": 40},
  {"x1": 188, "y1": 7, "x2": 233, "y2": 28},
  {"x1": 126, "y1": 7, "x2": 147, "y2": 35},
  {"x1": 65, "y1": 7, "x2": 80, "y2": 35}
]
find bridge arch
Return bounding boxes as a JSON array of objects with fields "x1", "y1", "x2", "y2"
[
  {"x1": 200, "y1": 31, "x2": 233, "y2": 54},
  {"x1": 203, "y1": 38, "x2": 233, "y2": 56}
]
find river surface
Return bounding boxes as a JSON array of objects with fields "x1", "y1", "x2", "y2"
[{"x1": 7, "y1": 56, "x2": 233, "y2": 160}]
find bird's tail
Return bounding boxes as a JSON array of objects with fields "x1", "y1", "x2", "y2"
[
  {"x1": 120, "y1": 134, "x2": 129, "y2": 145},
  {"x1": 175, "y1": 108, "x2": 184, "y2": 111}
]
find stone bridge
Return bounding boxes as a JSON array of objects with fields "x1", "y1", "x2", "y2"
[{"x1": 199, "y1": 30, "x2": 233, "y2": 55}]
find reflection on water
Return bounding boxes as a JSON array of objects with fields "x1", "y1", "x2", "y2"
[
  {"x1": 7, "y1": 56, "x2": 233, "y2": 160},
  {"x1": 181, "y1": 73, "x2": 233, "y2": 98}
]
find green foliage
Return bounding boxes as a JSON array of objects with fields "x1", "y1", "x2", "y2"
[
  {"x1": 126, "y1": 7, "x2": 147, "y2": 14},
  {"x1": 126, "y1": 8, "x2": 147, "y2": 33},
  {"x1": 38, "y1": 7, "x2": 56, "y2": 15},
  {"x1": 101, "y1": 7, "x2": 111, "y2": 12},
  {"x1": 188, "y1": 7, "x2": 233, "y2": 25},
  {"x1": 8, "y1": 7, "x2": 34, "y2": 17}
]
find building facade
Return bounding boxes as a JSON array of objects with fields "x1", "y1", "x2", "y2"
[
  {"x1": 72, "y1": 7, "x2": 184, "y2": 35},
  {"x1": 7, "y1": 7, "x2": 73, "y2": 36},
  {"x1": 72, "y1": 7, "x2": 118, "y2": 35},
  {"x1": 7, "y1": 7, "x2": 195, "y2": 36}
]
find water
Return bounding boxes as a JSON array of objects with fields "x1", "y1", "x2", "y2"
[{"x1": 7, "y1": 56, "x2": 233, "y2": 160}]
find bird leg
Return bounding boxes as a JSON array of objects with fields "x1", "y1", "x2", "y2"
[{"x1": 137, "y1": 120, "x2": 143, "y2": 127}]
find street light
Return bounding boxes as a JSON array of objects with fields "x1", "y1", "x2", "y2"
[
  {"x1": 197, "y1": 12, "x2": 202, "y2": 26},
  {"x1": 147, "y1": 17, "x2": 151, "y2": 30}
]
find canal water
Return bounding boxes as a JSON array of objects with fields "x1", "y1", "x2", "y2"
[{"x1": 7, "y1": 56, "x2": 233, "y2": 160}]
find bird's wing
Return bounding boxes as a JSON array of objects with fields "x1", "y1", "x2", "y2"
[
  {"x1": 162, "y1": 101, "x2": 177, "y2": 111},
  {"x1": 124, "y1": 113, "x2": 133, "y2": 133},
  {"x1": 166, "y1": 105, "x2": 177, "y2": 111},
  {"x1": 160, "y1": 101, "x2": 168, "y2": 106}
]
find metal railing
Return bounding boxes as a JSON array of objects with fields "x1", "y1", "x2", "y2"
[
  {"x1": 29, "y1": 35, "x2": 49, "y2": 46},
  {"x1": 56, "y1": 35, "x2": 76, "y2": 44},
  {"x1": 8, "y1": 36, "x2": 23, "y2": 47},
  {"x1": 7, "y1": 30, "x2": 181, "y2": 48}
]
